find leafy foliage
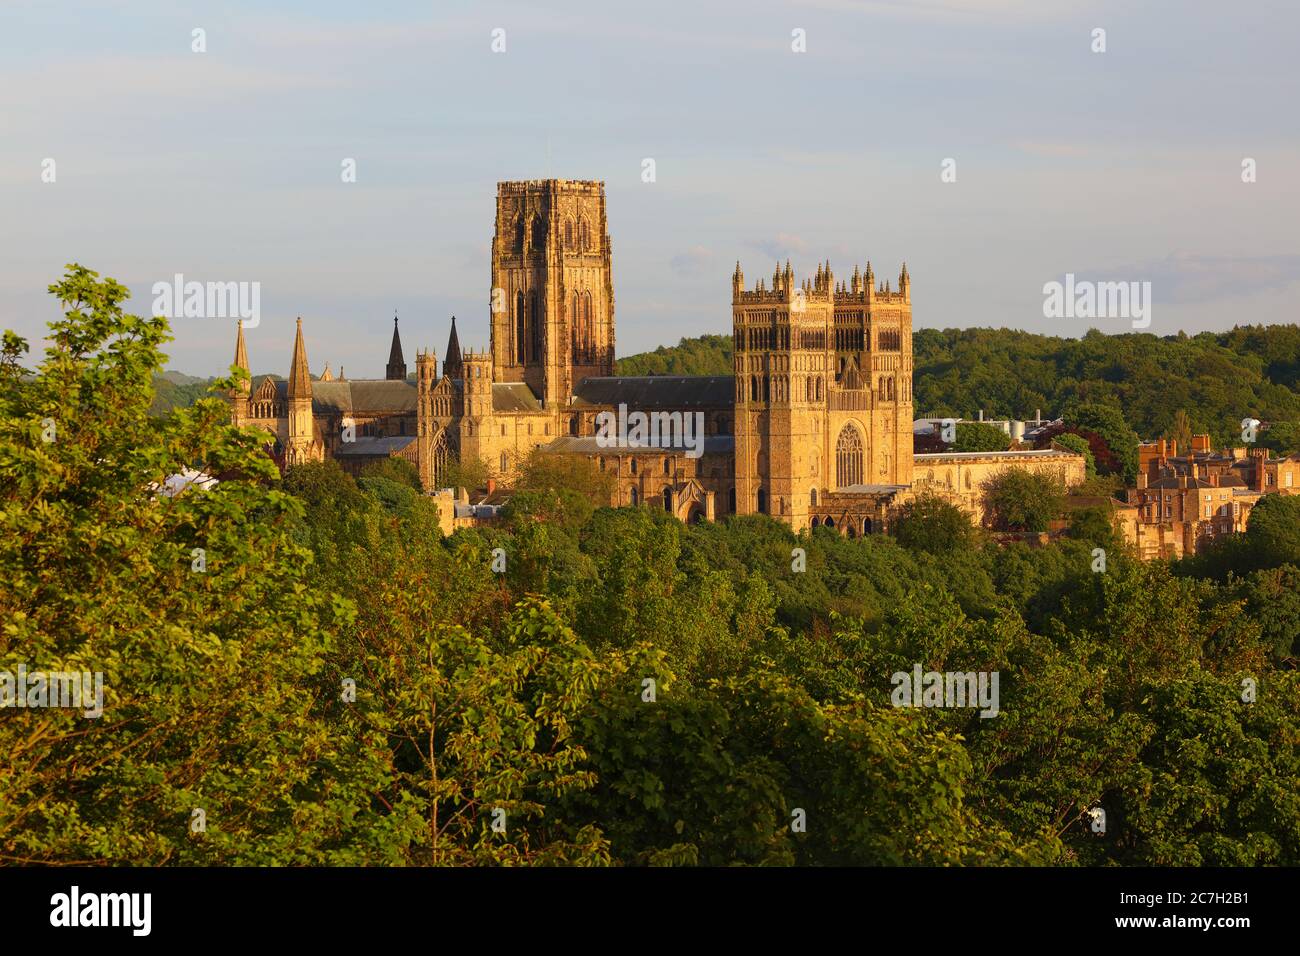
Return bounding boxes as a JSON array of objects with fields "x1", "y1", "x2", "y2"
[{"x1": 7, "y1": 271, "x2": 1299, "y2": 867}]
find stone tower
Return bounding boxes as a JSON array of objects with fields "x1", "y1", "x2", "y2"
[
  {"x1": 285, "y1": 317, "x2": 320, "y2": 466},
  {"x1": 732, "y1": 260, "x2": 913, "y2": 531},
  {"x1": 415, "y1": 345, "x2": 439, "y2": 488},
  {"x1": 489, "y1": 180, "x2": 615, "y2": 407},
  {"x1": 386, "y1": 313, "x2": 407, "y2": 381},
  {"x1": 457, "y1": 348, "x2": 496, "y2": 473}
]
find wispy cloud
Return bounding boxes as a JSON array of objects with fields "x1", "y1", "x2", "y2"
[
  {"x1": 1079, "y1": 253, "x2": 1300, "y2": 305},
  {"x1": 746, "y1": 234, "x2": 808, "y2": 262},
  {"x1": 669, "y1": 245, "x2": 715, "y2": 278}
]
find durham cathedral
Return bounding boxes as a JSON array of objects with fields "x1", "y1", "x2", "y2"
[{"x1": 227, "y1": 179, "x2": 1083, "y2": 533}]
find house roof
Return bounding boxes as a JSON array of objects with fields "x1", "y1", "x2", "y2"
[
  {"x1": 541, "y1": 435, "x2": 735, "y2": 456},
  {"x1": 265, "y1": 379, "x2": 417, "y2": 413},
  {"x1": 572, "y1": 376, "x2": 734, "y2": 409},
  {"x1": 334, "y1": 435, "x2": 417, "y2": 457},
  {"x1": 915, "y1": 449, "x2": 1079, "y2": 462},
  {"x1": 493, "y1": 382, "x2": 543, "y2": 412}
]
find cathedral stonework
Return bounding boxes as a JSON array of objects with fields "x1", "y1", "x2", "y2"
[{"x1": 228, "y1": 178, "x2": 1084, "y2": 531}]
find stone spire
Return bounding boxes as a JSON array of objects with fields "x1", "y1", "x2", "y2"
[
  {"x1": 229, "y1": 319, "x2": 251, "y2": 423},
  {"x1": 320, "y1": 362, "x2": 334, "y2": 382},
  {"x1": 386, "y1": 312, "x2": 407, "y2": 380},
  {"x1": 233, "y1": 319, "x2": 250, "y2": 394},
  {"x1": 287, "y1": 316, "x2": 311, "y2": 400},
  {"x1": 444, "y1": 315, "x2": 463, "y2": 379}
]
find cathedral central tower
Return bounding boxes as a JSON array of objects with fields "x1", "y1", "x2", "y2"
[{"x1": 490, "y1": 180, "x2": 615, "y2": 407}]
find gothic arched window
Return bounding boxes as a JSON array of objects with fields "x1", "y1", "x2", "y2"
[
  {"x1": 529, "y1": 291, "x2": 541, "y2": 362},
  {"x1": 564, "y1": 220, "x2": 574, "y2": 249},
  {"x1": 515, "y1": 291, "x2": 526, "y2": 365},
  {"x1": 836, "y1": 423, "x2": 864, "y2": 488}
]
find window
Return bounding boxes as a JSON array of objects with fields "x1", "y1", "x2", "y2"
[
  {"x1": 810, "y1": 488, "x2": 818, "y2": 507},
  {"x1": 500, "y1": 424, "x2": 506, "y2": 436},
  {"x1": 631, "y1": 458, "x2": 638, "y2": 475},
  {"x1": 757, "y1": 488, "x2": 767, "y2": 514},
  {"x1": 835, "y1": 424, "x2": 864, "y2": 488},
  {"x1": 514, "y1": 292, "x2": 526, "y2": 364},
  {"x1": 663, "y1": 488, "x2": 673, "y2": 512},
  {"x1": 500, "y1": 453, "x2": 507, "y2": 471},
  {"x1": 564, "y1": 220, "x2": 574, "y2": 249},
  {"x1": 630, "y1": 487, "x2": 639, "y2": 506},
  {"x1": 664, "y1": 458, "x2": 671, "y2": 475}
]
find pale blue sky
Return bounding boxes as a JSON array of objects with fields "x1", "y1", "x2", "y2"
[{"x1": 3, "y1": 0, "x2": 1298, "y2": 378}]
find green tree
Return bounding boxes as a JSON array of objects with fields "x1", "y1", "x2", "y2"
[
  {"x1": 1168, "y1": 408, "x2": 1194, "y2": 454},
  {"x1": 1052, "y1": 432, "x2": 1096, "y2": 481},
  {"x1": 982, "y1": 468, "x2": 1065, "y2": 532},
  {"x1": 1260, "y1": 421, "x2": 1300, "y2": 456},
  {"x1": 1244, "y1": 493, "x2": 1300, "y2": 570},
  {"x1": 953, "y1": 420, "x2": 1012, "y2": 452},
  {"x1": 889, "y1": 492, "x2": 980, "y2": 553},
  {"x1": 0, "y1": 266, "x2": 399, "y2": 864},
  {"x1": 360, "y1": 455, "x2": 422, "y2": 489},
  {"x1": 1062, "y1": 402, "x2": 1140, "y2": 483}
]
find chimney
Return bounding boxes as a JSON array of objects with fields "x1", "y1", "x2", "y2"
[
  {"x1": 978, "y1": 409, "x2": 984, "y2": 422},
  {"x1": 487, "y1": 477, "x2": 497, "y2": 495}
]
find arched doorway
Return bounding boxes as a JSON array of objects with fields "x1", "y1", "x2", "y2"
[{"x1": 663, "y1": 487, "x2": 673, "y2": 512}]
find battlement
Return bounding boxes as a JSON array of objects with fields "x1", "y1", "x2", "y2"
[
  {"x1": 497, "y1": 179, "x2": 605, "y2": 195},
  {"x1": 732, "y1": 260, "x2": 910, "y2": 305}
]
